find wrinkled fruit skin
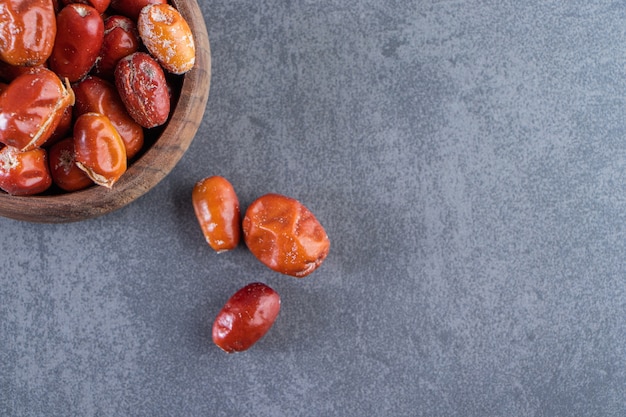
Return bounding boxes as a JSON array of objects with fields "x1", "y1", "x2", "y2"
[
  {"x1": 212, "y1": 282, "x2": 281, "y2": 353},
  {"x1": 114, "y1": 52, "x2": 170, "y2": 128},
  {"x1": 73, "y1": 112, "x2": 127, "y2": 188},
  {"x1": 192, "y1": 176, "x2": 241, "y2": 252},
  {"x1": 0, "y1": 146, "x2": 52, "y2": 195},
  {"x1": 0, "y1": 68, "x2": 74, "y2": 151},
  {"x1": 243, "y1": 194, "x2": 330, "y2": 277},
  {"x1": 0, "y1": 0, "x2": 57, "y2": 66},
  {"x1": 73, "y1": 75, "x2": 144, "y2": 159},
  {"x1": 49, "y1": 3, "x2": 104, "y2": 82},
  {"x1": 138, "y1": 3, "x2": 195, "y2": 74}
]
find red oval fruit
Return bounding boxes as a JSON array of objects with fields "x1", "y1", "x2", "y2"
[
  {"x1": 49, "y1": 3, "x2": 104, "y2": 82},
  {"x1": 138, "y1": 3, "x2": 195, "y2": 74},
  {"x1": 114, "y1": 52, "x2": 170, "y2": 128},
  {"x1": 212, "y1": 282, "x2": 281, "y2": 353},
  {"x1": 243, "y1": 194, "x2": 330, "y2": 277},
  {"x1": 192, "y1": 176, "x2": 241, "y2": 253},
  {"x1": 0, "y1": 146, "x2": 52, "y2": 195},
  {"x1": 0, "y1": 68, "x2": 75, "y2": 151}
]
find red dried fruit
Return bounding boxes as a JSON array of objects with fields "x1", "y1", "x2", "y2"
[
  {"x1": 49, "y1": 3, "x2": 104, "y2": 82},
  {"x1": 0, "y1": 146, "x2": 52, "y2": 195},
  {"x1": 212, "y1": 282, "x2": 281, "y2": 353},
  {"x1": 114, "y1": 52, "x2": 170, "y2": 128},
  {"x1": 93, "y1": 15, "x2": 141, "y2": 80},
  {"x1": 48, "y1": 137, "x2": 93, "y2": 191},
  {"x1": 0, "y1": 68, "x2": 75, "y2": 151}
]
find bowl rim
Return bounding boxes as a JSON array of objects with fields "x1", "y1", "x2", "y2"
[{"x1": 0, "y1": 0, "x2": 211, "y2": 223}]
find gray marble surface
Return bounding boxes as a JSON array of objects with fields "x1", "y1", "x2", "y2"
[{"x1": 2, "y1": 1, "x2": 626, "y2": 416}]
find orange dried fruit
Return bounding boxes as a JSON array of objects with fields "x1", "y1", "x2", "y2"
[
  {"x1": 73, "y1": 112, "x2": 127, "y2": 188},
  {"x1": 137, "y1": 3, "x2": 195, "y2": 74}
]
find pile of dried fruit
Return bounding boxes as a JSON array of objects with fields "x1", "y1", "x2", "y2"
[
  {"x1": 0, "y1": 0, "x2": 195, "y2": 195},
  {"x1": 1, "y1": 0, "x2": 330, "y2": 355},
  {"x1": 192, "y1": 176, "x2": 331, "y2": 353}
]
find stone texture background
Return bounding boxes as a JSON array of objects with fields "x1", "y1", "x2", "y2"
[{"x1": 2, "y1": 1, "x2": 625, "y2": 416}]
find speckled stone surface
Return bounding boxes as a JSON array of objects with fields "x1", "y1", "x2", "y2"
[{"x1": 2, "y1": 1, "x2": 625, "y2": 416}]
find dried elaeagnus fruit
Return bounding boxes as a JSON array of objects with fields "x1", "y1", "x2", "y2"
[
  {"x1": 49, "y1": 3, "x2": 104, "y2": 82},
  {"x1": 48, "y1": 137, "x2": 93, "y2": 192},
  {"x1": 73, "y1": 112, "x2": 127, "y2": 188},
  {"x1": 243, "y1": 193, "x2": 330, "y2": 278},
  {"x1": 137, "y1": 3, "x2": 195, "y2": 74},
  {"x1": 212, "y1": 282, "x2": 281, "y2": 353},
  {"x1": 0, "y1": 145, "x2": 52, "y2": 195},
  {"x1": 93, "y1": 15, "x2": 141, "y2": 80},
  {"x1": 0, "y1": 0, "x2": 57, "y2": 66},
  {"x1": 114, "y1": 52, "x2": 170, "y2": 128},
  {"x1": 0, "y1": 68, "x2": 74, "y2": 151},
  {"x1": 192, "y1": 176, "x2": 241, "y2": 253}
]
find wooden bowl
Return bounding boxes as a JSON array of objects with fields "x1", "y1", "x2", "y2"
[{"x1": 0, "y1": 0, "x2": 211, "y2": 223}]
